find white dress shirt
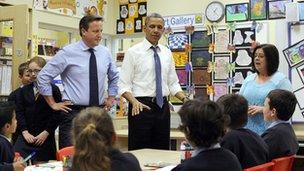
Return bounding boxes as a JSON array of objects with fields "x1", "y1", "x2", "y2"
[{"x1": 118, "y1": 38, "x2": 182, "y2": 97}]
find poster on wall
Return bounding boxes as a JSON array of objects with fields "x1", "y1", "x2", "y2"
[
  {"x1": 176, "y1": 69, "x2": 188, "y2": 86},
  {"x1": 192, "y1": 69, "x2": 211, "y2": 86},
  {"x1": 120, "y1": 4, "x2": 129, "y2": 19},
  {"x1": 250, "y1": 0, "x2": 267, "y2": 20},
  {"x1": 283, "y1": 39, "x2": 304, "y2": 67},
  {"x1": 172, "y1": 51, "x2": 189, "y2": 67},
  {"x1": 168, "y1": 33, "x2": 189, "y2": 50},
  {"x1": 268, "y1": 0, "x2": 292, "y2": 19},
  {"x1": 225, "y1": 3, "x2": 249, "y2": 22},
  {"x1": 191, "y1": 50, "x2": 210, "y2": 67},
  {"x1": 191, "y1": 31, "x2": 211, "y2": 48},
  {"x1": 128, "y1": 3, "x2": 138, "y2": 18},
  {"x1": 138, "y1": 2, "x2": 147, "y2": 16},
  {"x1": 116, "y1": 19, "x2": 125, "y2": 34},
  {"x1": 125, "y1": 18, "x2": 134, "y2": 34},
  {"x1": 232, "y1": 28, "x2": 255, "y2": 47},
  {"x1": 232, "y1": 48, "x2": 252, "y2": 67},
  {"x1": 214, "y1": 30, "x2": 230, "y2": 53},
  {"x1": 214, "y1": 56, "x2": 230, "y2": 81},
  {"x1": 134, "y1": 17, "x2": 143, "y2": 32}
]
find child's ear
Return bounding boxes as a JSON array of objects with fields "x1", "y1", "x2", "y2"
[{"x1": 270, "y1": 108, "x2": 277, "y2": 118}]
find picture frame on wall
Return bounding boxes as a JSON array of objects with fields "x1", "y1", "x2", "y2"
[
  {"x1": 232, "y1": 68, "x2": 254, "y2": 88},
  {"x1": 168, "y1": 32, "x2": 189, "y2": 51},
  {"x1": 225, "y1": 3, "x2": 249, "y2": 22},
  {"x1": 283, "y1": 38, "x2": 304, "y2": 67},
  {"x1": 268, "y1": 0, "x2": 293, "y2": 20},
  {"x1": 176, "y1": 69, "x2": 188, "y2": 86},
  {"x1": 232, "y1": 27, "x2": 255, "y2": 47},
  {"x1": 214, "y1": 55, "x2": 230, "y2": 81},
  {"x1": 232, "y1": 48, "x2": 253, "y2": 67},
  {"x1": 194, "y1": 87, "x2": 207, "y2": 98},
  {"x1": 191, "y1": 50, "x2": 211, "y2": 67},
  {"x1": 191, "y1": 31, "x2": 211, "y2": 48},
  {"x1": 192, "y1": 69, "x2": 211, "y2": 86},
  {"x1": 296, "y1": 63, "x2": 304, "y2": 85},
  {"x1": 299, "y1": 1, "x2": 304, "y2": 21},
  {"x1": 250, "y1": 0, "x2": 267, "y2": 20},
  {"x1": 293, "y1": 87, "x2": 304, "y2": 110}
]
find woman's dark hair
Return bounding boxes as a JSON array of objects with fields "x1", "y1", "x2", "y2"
[
  {"x1": 252, "y1": 44, "x2": 279, "y2": 76},
  {"x1": 217, "y1": 94, "x2": 248, "y2": 129},
  {"x1": 79, "y1": 15, "x2": 103, "y2": 36},
  {"x1": 71, "y1": 107, "x2": 114, "y2": 171},
  {"x1": 178, "y1": 99, "x2": 229, "y2": 148}
]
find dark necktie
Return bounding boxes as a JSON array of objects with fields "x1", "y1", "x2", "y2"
[
  {"x1": 151, "y1": 46, "x2": 163, "y2": 108},
  {"x1": 88, "y1": 48, "x2": 99, "y2": 106}
]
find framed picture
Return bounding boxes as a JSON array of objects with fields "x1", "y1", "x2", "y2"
[
  {"x1": 268, "y1": 0, "x2": 292, "y2": 19},
  {"x1": 232, "y1": 68, "x2": 254, "y2": 88},
  {"x1": 232, "y1": 48, "x2": 253, "y2": 67},
  {"x1": 214, "y1": 55, "x2": 230, "y2": 81},
  {"x1": 120, "y1": 5, "x2": 128, "y2": 19},
  {"x1": 214, "y1": 30, "x2": 230, "y2": 53},
  {"x1": 116, "y1": 19, "x2": 125, "y2": 34},
  {"x1": 192, "y1": 69, "x2": 211, "y2": 86},
  {"x1": 168, "y1": 32, "x2": 189, "y2": 51},
  {"x1": 293, "y1": 87, "x2": 304, "y2": 110},
  {"x1": 172, "y1": 51, "x2": 189, "y2": 67},
  {"x1": 194, "y1": 87, "x2": 207, "y2": 98},
  {"x1": 225, "y1": 3, "x2": 249, "y2": 22},
  {"x1": 134, "y1": 17, "x2": 143, "y2": 32},
  {"x1": 296, "y1": 64, "x2": 304, "y2": 84},
  {"x1": 299, "y1": 2, "x2": 304, "y2": 21},
  {"x1": 191, "y1": 50, "x2": 211, "y2": 67},
  {"x1": 191, "y1": 31, "x2": 211, "y2": 48},
  {"x1": 283, "y1": 38, "x2": 304, "y2": 67},
  {"x1": 176, "y1": 69, "x2": 188, "y2": 86},
  {"x1": 250, "y1": 0, "x2": 267, "y2": 20},
  {"x1": 213, "y1": 83, "x2": 229, "y2": 101},
  {"x1": 232, "y1": 28, "x2": 255, "y2": 47}
]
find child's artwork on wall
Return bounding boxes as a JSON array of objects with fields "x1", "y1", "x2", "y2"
[
  {"x1": 250, "y1": 0, "x2": 267, "y2": 20},
  {"x1": 300, "y1": 2, "x2": 304, "y2": 21},
  {"x1": 172, "y1": 51, "x2": 189, "y2": 67},
  {"x1": 296, "y1": 64, "x2": 304, "y2": 85},
  {"x1": 214, "y1": 30, "x2": 230, "y2": 53},
  {"x1": 176, "y1": 69, "x2": 188, "y2": 86},
  {"x1": 283, "y1": 39, "x2": 304, "y2": 67},
  {"x1": 168, "y1": 33, "x2": 189, "y2": 50},
  {"x1": 213, "y1": 83, "x2": 228, "y2": 101},
  {"x1": 194, "y1": 87, "x2": 207, "y2": 98},
  {"x1": 232, "y1": 48, "x2": 252, "y2": 67},
  {"x1": 214, "y1": 56, "x2": 230, "y2": 80},
  {"x1": 232, "y1": 28, "x2": 255, "y2": 46},
  {"x1": 225, "y1": 3, "x2": 249, "y2": 22},
  {"x1": 191, "y1": 50, "x2": 211, "y2": 67},
  {"x1": 192, "y1": 69, "x2": 211, "y2": 85},
  {"x1": 232, "y1": 68, "x2": 254, "y2": 87},
  {"x1": 268, "y1": 0, "x2": 292, "y2": 19},
  {"x1": 191, "y1": 31, "x2": 211, "y2": 48},
  {"x1": 294, "y1": 87, "x2": 304, "y2": 110}
]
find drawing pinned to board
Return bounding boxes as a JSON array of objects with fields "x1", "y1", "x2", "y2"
[
  {"x1": 172, "y1": 51, "x2": 189, "y2": 67},
  {"x1": 232, "y1": 68, "x2": 254, "y2": 87},
  {"x1": 283, "y1": 39, "x2": 304, "y2": 67},
  {"x1": 213, "y1": 83, "x2": 228, "y2": 101},
  {"x1": 232, "y1": 28, "x2": 255, "y2": 46},
  {"x1": 250, "y1": 0, "x2": 267, "y2": 20},
  {"x1": 192, "y1": 69, "x2": 211, "y2": 85},
  {"x1": 214, "y1": 30, "x2": 230, "y2": 53},
  {"x1": 168, "y1": 33, "x2": 189, "y2": 50},
  {"x1": 214, "y1": 56, "x2": 230, "y2": 80},
  {"x1": 176, "y1": 69, "x2": 188, "y2": 86},
  {"x1": 293, "y1": 87, "x2": 304, "y2": 110},
  {"x1": 191, "y1": 31, "x2": 211, "y2": 48},
  {"x1": 268, "y1": 0, "x2": 292, "y2": 19},
  {"x1": 191, "y1": 50, "x2": 211, "y2": 67},
  {"x1": 232, "y1": 48, "x2": 252, "y2": 67},
  {"x1": 296, "y1": 64, "x2": 304, "y2": 85}
]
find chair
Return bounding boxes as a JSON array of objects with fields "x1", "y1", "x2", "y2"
[
  {"x1": 272, "y1": 155, "x2": 295, "y2": 171},
  {"x1": 243, "y1": 162, "x2": 274, "y2": 171},
  {"x1": 56, "y1": 146, "x2": 74, "y2": 161}
]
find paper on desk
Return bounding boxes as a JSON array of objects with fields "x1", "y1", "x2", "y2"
[{"x1": 156, "y1": 165, "x2": 177, "y2": 171}]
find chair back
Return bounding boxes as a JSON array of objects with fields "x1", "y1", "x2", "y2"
[
  {"x1": 243, "y1": 162, "x2": 274, "y2": 171},
  {"x1": 272, "y1": 155, "x2": 295, "y2": 171},
  {"x1": 56, "y1": 146, "x2": 75, "y2": 161}
]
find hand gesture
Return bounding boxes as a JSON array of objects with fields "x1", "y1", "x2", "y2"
[
  {"x1": 22, "y1": 131, "x2": 36, "y2": 144},
  {"x1": 51, "y1": 101, "x2": 72, "y2": 113},
  {"x1": 13, "y1": 161, "x2": 26, "y2": 171},
  {"x1": 248, "y1": 105, "x2": 264, "y2": 116},
  {"x1": 131, "y1": 100, "x2": 151, "y2": 116},
  {"x1": 104, "y1": 96, "x2": 115, "y2": 111},
  {"x1": 34, "y1": 130, "x2": 49, "y2": 146}
]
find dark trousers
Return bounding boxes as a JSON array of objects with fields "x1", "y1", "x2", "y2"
[{"x1": 128, "y1": 97, "x2": 170, "y2": 150}]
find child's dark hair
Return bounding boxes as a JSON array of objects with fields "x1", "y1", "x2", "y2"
[
  {"x1": 0, "y1": 101, "x2": 15, "y2": 132},
  {"x1": 71, "y1": 107, "x2": 114, "y2": 171},
  {"x1": 267, "y1": 89, "x2": 297, "y2": 121},
  {"x1": 18, "y1": 62, "x2": 29, "y2": 76},
  {"x1": 217, "y1": 94, "x2": 248, "y2": 129},
  {"x1": 178, "y1": 99, "x2": 229, "y2": 148}
]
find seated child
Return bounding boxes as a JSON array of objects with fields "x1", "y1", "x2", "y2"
[
  {"x1": 261, "y1": 89, "x2": 299, "y2": 160},
  {"x1": 172, "y1": 99, "x2": 242, "y2": 171},
  {"x1": 71, "y1": 107, "x2": 141, "y2": 171},
  {"x1": 0, "y1": 101, "x2": 25, "y2": 171},
  {"x1": 217, "y1": 94, "x2": 269, "y2": 169}
]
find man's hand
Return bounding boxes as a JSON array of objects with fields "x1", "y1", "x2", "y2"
[
  {"x1": 22, "y1": 131, "x2": 36, "y2": 144},
  {"x1": 248, "y1": 105, "x2": 264, "y2": 116},
  {"x1": 104, "y1": 96, "x2": 115, "y2": 111},
  {"x1": 50, "y1": 101, "x2": 73, "y2": 113},
  {"x1": 13, "y1": 161, "x2": 26, "y2": 171},
  {"x1": 34, "y1": 130, "x2": 49, "y2": 146},
  {"x1": 131, "y1": 99, "x2": 151, "y2": 116}
]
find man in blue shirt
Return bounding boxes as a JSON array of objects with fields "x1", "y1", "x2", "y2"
[{"x1": 37, "y1": 15, "x2": 119, "y2": 149}]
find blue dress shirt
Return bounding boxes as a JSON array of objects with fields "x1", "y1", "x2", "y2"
[{"x1": 37, "y1": 40, "x2": 119, "y2": 105}]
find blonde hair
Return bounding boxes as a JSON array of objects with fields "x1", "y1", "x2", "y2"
[{"x1": 71, "y1": 107, "x2": 115, "y2": 171}]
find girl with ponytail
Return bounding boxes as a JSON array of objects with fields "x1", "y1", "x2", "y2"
[{"x1": 71, "y1": 107, "x2": 141, "y2": 171}]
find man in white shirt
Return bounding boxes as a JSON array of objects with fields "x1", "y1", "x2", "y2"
[{"x1": 118, "y1": 13, "x2": 188, "y2": 150}]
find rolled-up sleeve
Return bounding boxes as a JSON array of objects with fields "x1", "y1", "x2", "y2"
[
  {"x1": 167, "y1": 52, "x2": 182, "y2": 96},
  {"x1": 118, "y1": 50, "x2": 134, "y2": 95},
  {"x1": 107, "y1": 53, "x2": 119, "y2": 96},
  {"x1": 37, "y1": 50, "x2": 67, "y2": 96}
]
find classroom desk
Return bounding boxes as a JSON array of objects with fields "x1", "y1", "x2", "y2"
[
  {"x1": 25, "y1": 161, "x2": 62, "y2": 171},
  {"x1": 129, "y1": 149, "x2": 181, "y2": 170},
  {"x1": 116, "y1": 129, "x2": 185, "y2": 151}
]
